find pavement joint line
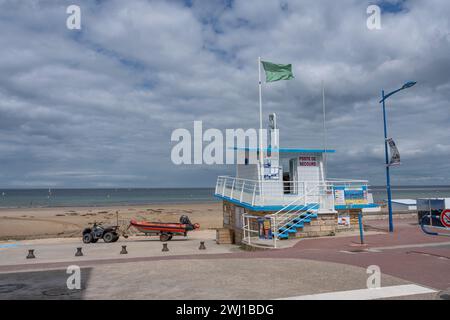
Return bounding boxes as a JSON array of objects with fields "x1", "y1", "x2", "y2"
[
  {"x1": 276, "y1": 284, "x2": 437, "y2": 300},
  {"x1": 339, "y1": 250, "x2": 370, "y2": 255},
  {"x1": 367, "y1": 241, "x2": 450, "y2": 252},
  {"x1": 339, "y1": 251, "x2": 358, "y2": 255},
  {"x1": 406, "y1": 251, "x2": 450, "y2": 260},
  {"x1": 0, "y1": 253, "x2": 243, "y2": 273}
]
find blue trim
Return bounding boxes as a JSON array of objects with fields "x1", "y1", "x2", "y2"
[
  {"x1": 216, "y1": 194, "x2": 379, "y2": 211},
  {"x1": 234, "y1": 147, "x2": 335, "y2": 154},
  {"x1": 214, "y1": 194, "x2": 318, "y2": 212},
  {"x1": 335, "y1": 204, "x2": 379, "y2": 210}
]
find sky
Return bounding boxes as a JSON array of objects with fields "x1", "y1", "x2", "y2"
[{"x1": 0, "y1": 0, "x2": 449, "y2": 188}]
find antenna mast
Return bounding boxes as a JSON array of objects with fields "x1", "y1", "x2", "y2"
[{"x1": 322, "y1": 81, "x2": 328, "y2": 179}]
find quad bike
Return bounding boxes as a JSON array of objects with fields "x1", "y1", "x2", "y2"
[{"x1": 82, "y1": 222, "x2": 120, "y2": 243}]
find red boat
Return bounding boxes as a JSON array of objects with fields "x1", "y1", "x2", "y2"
[{"x1": 128, "y1": 215, "x2": 200, "y2": 241}]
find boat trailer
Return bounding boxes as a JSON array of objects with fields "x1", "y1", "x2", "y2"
[{"x1": 128, "y1": 215, "x2": 200, "y2": 241}]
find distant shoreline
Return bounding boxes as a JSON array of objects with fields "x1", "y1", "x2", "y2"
[
  {"x1": 0, "y1": 199, "x2": 221, "y2": 210},
  {"x1": 0, "y1": 188, "x2": 218, "y2": 209},
  {"x1": 0, "y1": 186, "x2": 449, "y2": 209},
  {"x1": 0, "y1": 185, "x2": 449, "y2": 190}
]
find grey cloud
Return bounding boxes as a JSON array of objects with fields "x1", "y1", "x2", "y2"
[{"x1": 0, "y1": 0, "x2": 449, "y2": 187}]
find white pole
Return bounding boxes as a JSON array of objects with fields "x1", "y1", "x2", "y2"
[
  {"x1": 258, "y1": 57, "x2": 264, "y2": 203},
  {"x1": 322, "y1": 81, "x2": 327, "y2": 180},
  {"x1": 258, "y1": 57, "x2": 264, "y2": 172}
]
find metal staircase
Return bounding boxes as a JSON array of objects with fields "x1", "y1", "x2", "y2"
[
  {"x1": 241, "y1": 183, "x2": 334, "y2": 248},
  {"x1": 269, "y1": 184, "x2": 322, "y2": 244},
  {"x1": 272, "y1": 206, "x2": 319, "y2": 240}
]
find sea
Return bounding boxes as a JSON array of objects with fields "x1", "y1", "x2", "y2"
[{"x1": 0, "y1": 186, "x2": 449, "y2": 209}]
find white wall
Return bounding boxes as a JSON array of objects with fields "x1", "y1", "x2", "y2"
[
  {"x1": 236, "y1": 164, "x2": 259, "y2": 180},
  {"x1": 392, "y1": 203, "x2": 417, "y2": 212},
  {"x1": 296, "y1": 153, "x2": 323, "y2": 182}
]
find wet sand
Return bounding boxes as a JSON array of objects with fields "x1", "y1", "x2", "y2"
[{"x1": 0, "y1": 202, "x2": 223, "y2": 241}]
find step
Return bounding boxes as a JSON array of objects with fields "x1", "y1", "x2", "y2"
[
  {"x1": 288, "y1": 221, "x2": 304, "y2": 227},
  {"x1": 277, "y1": 233, "x2": 289, "y2": 239},
  {"x1": 286, "y1": 223, "x2": 294, "y2": 227},
  {"x1": 296, "y1": 215, "x2": 315, "y2": 220},
  {"x1": 301, "y1": 213, "x2": 318, "y2": 218},
  {"x1": 278, "y1": 227, "x2": 296, "y2": 234},
  {"x1": 294, "y1": 218, "x2": 311, "y2": 224},
  {"x1": 286, "y1": 222, "x2": 303, "y2": 227}
]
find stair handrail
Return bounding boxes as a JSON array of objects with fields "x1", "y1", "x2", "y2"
[
  {"x1": 269, "y1": 184, "x2": 324, "y2": 243},
  {"x1": 274, "y1": 203, "x2": 320, "y2": 236},
  {"x1": 269, "y1": 183, "x2": 323, "y2": 225}
]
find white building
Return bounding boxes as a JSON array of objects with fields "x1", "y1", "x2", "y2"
[
  {"x1": 388, "y1": 199, "x2": 417, "y2": 212},
  {"x1": 214, "y1": 114, "x2": 379, "y2": 248}
]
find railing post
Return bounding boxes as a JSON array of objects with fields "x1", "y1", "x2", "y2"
[
  {"x1": 272, "y1": 216, "x2": 277, "y2": 248},
  {"x1": 222, "y1": 177, "x2": 226, "y2": 196},
  {"x1": 230, "y1": 179, "x2": 236, "y2": 199},
  {"x1": 331, "y1": 183, "x2": 335, "y2": 210},
  {"x1": 240, "y1": 181, "x2": 245, "y2": 202},
  {"x1": 252, "y1": 184, "x2": 257, "y2": 206},
  {"x1": 244, "y1": 215, "x2": 251, "y2": 245},
  {"x1": 242, "y1": 214, "x2": 246, "y2": 243},
  {"x1": 260, "y1": 180, "x2": 264, "y2": 206},
  {"x1": 304, "y1": 182, "x2": 308, "y2": 205}
]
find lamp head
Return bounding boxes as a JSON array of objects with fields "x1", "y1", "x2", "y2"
[{"x1": 402, "y1": 81, "x2": 417, "y2": 89}]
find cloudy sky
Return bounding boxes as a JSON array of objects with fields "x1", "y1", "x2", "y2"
[{"x1": 0, "y1": 0, "x2": 449, "y2": 188}]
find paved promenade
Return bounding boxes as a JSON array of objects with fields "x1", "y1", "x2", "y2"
[{"x1": 0, "y1": 218, "x2": 449, "y2": 300}]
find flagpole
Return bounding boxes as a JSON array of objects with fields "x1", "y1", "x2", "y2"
[
  {"x1": 322, "y1": 81, "x2": 327, "y2": 181},
  {"x1": 258, "y1": 57, "x2": 264, "y2": 204},
  {"x1": 258, "y1": 57, "x2": 263, "y2": 164}
]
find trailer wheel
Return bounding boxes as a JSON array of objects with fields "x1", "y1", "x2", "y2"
[{"x1": 160, "y1": 233, "x2": 171, "y2": 242}]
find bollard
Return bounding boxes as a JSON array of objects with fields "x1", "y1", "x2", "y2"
[
  {"x1": 120, "y1": 245, "x2": 128, "y2": 255},
  {"x1": 162, "y1": 243, "x2": 169, "y2": 252},
  {"x1": 75, "y1": 247, "x2": 83, "y2": 257},
  {"x1": 199, "y1": 241, "x2": 206, "y2": 250},
  {"x1": 26, "y1": 249, "x2": 35, "y2": 259}
]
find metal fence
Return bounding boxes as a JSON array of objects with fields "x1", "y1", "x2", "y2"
[{"x1": 215, "y1": 176, "x2": 369, "y2": 211}]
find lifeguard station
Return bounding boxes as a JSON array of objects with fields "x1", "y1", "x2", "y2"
[{"x1": 215, "y1": 114, "x2": 378, "y2": 248}]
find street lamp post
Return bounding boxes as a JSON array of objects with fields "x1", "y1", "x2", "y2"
[{"x1": 379, "y1": 81, "x2": 417, "y2": 233}]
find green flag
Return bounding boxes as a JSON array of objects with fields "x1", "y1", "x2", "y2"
[{"x1": 261, "y1": 61, "x2": 294, "y2": 82}]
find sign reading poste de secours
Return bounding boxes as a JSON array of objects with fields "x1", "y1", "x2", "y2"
[{"x1": 299, "y1": 156, "x2": 318, "y2": 167}]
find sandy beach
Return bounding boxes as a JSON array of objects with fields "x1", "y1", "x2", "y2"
[{"x1": 0, "y1": 202, "x2": 223, "y2": 241}]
